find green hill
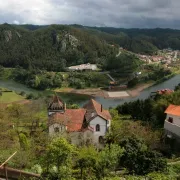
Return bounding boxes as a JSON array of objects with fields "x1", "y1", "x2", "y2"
[
  {"x1": 1, "y1": 24, "x2": 180, "y2": 72},
  {"x1": 0, "y1": 24, "x2": 118, "y2": 71},
  {"x1": 87, "y1": 27, "x2": 180, "y2": 52}
]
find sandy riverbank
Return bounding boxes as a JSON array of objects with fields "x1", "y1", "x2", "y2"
[
  {"x1": 127, "y1": 82, "x2": 154, "y2": 97},
  {"x1": 55, "y1": 82, "x2": 154, "y2": 99}
]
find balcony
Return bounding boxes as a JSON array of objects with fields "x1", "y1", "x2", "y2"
[{"x1": 164, "y1": 120, "x2": 180, "y2": 137}]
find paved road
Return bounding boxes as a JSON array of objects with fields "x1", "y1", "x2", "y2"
[{"x1": 116, "y1": 48, "x2": 121, "y2": 57}]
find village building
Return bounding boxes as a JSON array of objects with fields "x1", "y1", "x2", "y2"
[
  {"x1": 164, "y1": 104, "x2": 180, "y2": 138},
  {"x1": 68, "y1": 63, "x2": 97, "y2": 71},
  {"x1": 48, "y1": 95, "x2": 111, "y2": 147}
]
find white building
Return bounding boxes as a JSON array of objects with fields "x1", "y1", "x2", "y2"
[
  {"x1": 48, "y1": 95, "x2": 111, "y2": 147},
  {"x1": 164, "y1": 104, "x2": 180, "y2": 138},
  {"x1": 68, "y1": 63, "x2": 97, "y2": 71}
]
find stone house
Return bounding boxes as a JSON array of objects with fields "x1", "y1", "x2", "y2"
[{"x1": 48, "y1": 95, "x2": 111, "y2": 147}]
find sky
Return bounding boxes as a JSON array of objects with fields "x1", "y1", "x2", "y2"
[{"x1": 0, "y1": 0, "x2": 179, "y2": 28}]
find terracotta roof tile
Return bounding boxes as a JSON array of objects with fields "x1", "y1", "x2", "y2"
[
  {"x1": 83, "y1": 99, "x2": 111, "y2": 121},
  {"x1": 165, "y1": 104, "x2": 180, "y2": 116},
  {"x1": 49, "y1": 109, "x2": 86, "y2": 132}
]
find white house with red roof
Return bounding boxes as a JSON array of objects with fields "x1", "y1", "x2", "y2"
[
  {"x1": 48, "y1": 95, "x2": 111, "y2": 146},
  {"x1": 164, "y1": 104, "x2": 180, "y2": 138}
]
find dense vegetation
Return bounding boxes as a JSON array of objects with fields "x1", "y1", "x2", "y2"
[
  {"x1": 4, "y1": 67, "x2": 109, "y2": 90},
  {"x1": 1, "y1": 23, "x2": 180, "y2": 73},
  {"x1": 0, "y1": 23, "x2": 117, "y2": 71},
  {"x1": 116, "y1": 86, "x2": 180, "y2": 129},
  {"x1": 0, "y1": 102, "x2": 172, "y2": 179},
  {"x1": 88, "y1": 27, "x2": 180, "y2": 54},
  {"x1": 1, "y1": 100, "x2": 180, "y2": 179},
  {"x1": 1, "y1": 86, "x2": 180, "y2": 179}
]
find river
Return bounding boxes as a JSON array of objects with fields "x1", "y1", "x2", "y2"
[{"x1": 0, "y1": 74, "x2": 180, "y2": 108}]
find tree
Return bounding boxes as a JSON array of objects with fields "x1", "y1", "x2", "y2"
[
  {"x1": 119, "y1": 137, "x2": 167, "y2": 175},
  {"x1": 42, "y1": 138, "x2": 75, "y2": 179},
  {"x1": 76, "y1": 146, "x2": 98, "y2": 179},
  {"x1": 95, "y1": 144, "x2": 124, "y2": 179},
  {"x1": 0, "y1": 65, "x2": 4, "y2": 76},
  {"x1": 174, "y1": 83, "x2": 180, "y2": 91}
]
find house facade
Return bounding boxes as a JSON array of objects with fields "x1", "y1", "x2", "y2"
[
  {"x1": 164, "y1": 104, "x2": 180, "y2": 138},
  {"x1": 48, "y1": 95, "x2": 111, "y2": 146}
]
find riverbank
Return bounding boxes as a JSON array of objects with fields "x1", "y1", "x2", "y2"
[
  {"x1": 55, "y1": 82, "x2": 155, "y2": 99},
  {"x1": 0, "y1": 74, "x2": 179, "y2": 108},
  {"x1": 128, "y1": 82, "x2": 155, "y2": 97}
]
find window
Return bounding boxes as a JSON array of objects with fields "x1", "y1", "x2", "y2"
[
  {"x1": 54, "y1": 127, "x2": 60, "y2": 133},
  {"x1": 96, "y1": 124, "x2": 100, "y2": 132},
  {"x1": 168, "y1": 117, "x2": 173, "y2": 123}
]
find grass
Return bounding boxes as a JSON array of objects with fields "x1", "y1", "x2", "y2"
[{"x1": 0, "y1": 91, "x2": 25, "y2": 103}]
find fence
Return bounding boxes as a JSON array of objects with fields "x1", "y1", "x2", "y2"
[{"x1": 0, "y1": 165, "x2": 40, "y2": 180}]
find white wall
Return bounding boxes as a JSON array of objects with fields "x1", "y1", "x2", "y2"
[
  {"x1": 89, "y1": 116, "x2": 109, "y2": 144},
  {"x1": 164, "y1": 120, "x2": 180, "y2": 137},
  {"x1": 91, "y1": 65, "x2": 97, "y2": 70},
  {"x1": 166, "y1": 114, "x2": 180, "y2": 126}
]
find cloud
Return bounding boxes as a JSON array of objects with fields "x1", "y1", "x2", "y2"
[
  {"x1": 13, "y1": 20, "x2": 20, "y2": 25},
  {"x1": 0, "y1": 0, "x2": 179, "y2": 28}
]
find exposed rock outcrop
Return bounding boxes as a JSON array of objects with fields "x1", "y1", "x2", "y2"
[
  {"x1": 59, "y1": 33, "x2": 79, "y2": 52},
  {"x1": 65, "y1": 34, "x2": 79, "y2": 48},
  {"x1": 4, "y1": 30, "x2": 12, "y2": 42},
  {"x1": 61, "y1": 39, "x2": 67, "y2": 52}
]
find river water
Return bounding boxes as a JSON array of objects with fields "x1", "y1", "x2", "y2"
[{"x1": 0, "y1": 75, "x2": 180, "y2": 108}]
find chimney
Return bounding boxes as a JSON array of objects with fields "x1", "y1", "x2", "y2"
[{"x1": 101, "y1": 104, "x2": 103, "y2": 112}]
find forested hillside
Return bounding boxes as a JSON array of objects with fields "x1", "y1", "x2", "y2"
[
  {"x1": 0, "y1": 24, "x2": 118, "y2": 71},
  {"x1": 88, "y1": 27, "x2": 180, "y2": 53},
  {"x1": 1, "y1": 23, "x2": 180, "y2": 72}
]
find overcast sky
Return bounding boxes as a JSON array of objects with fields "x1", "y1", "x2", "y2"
[{"x1": 0, "y1": 0, "x2": 179, "y2": 28}]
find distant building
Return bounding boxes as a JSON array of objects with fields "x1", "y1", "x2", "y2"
[
  {"x1": 157, "y1": 89, "x2": 174, "y2": 95},
  {"x1": 164, "y1": 104, "x2": 180, "y2": 138},
  {"x1": 150, "y1": 89, "x2": 174, "y2": 98},
  {"x1": 68, "y1": 63, "x2": 97, "y2": 71},
  {"x1": 48, "y1": 95, "x2": 111, "y2": 147}
]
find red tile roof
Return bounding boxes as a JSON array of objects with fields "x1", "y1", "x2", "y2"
[
  {"x1": 49, "y1": 109, "x2": 86, "y2": 132},
  {"x1": 165, "y1": 104, "x2": 180, "y2": 116},
  {"x1": 83, "y1": 99, "x2": 111, "y2": 121}
]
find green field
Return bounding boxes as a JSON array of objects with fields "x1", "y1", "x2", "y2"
[{"x1": 0, "y1": 91, "x2": 25, "y2": 103}]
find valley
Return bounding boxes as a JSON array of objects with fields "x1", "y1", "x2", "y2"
[{"x1": 0, "y1": 24, "x2": 180, "y2": 180}]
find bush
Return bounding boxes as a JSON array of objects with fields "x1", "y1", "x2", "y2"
[
  {"x1": 19, "y1": 91, "x2": 26, "y2": 96},
  {"x1": 128, "y1": 77, "x2": 138, "y2": 88},
  {"x1": 19, "y1": 133, "x2": 29, "y2": 151},
  {"x1": 26, "y1": 93, "x2": 36, "y2": 99}
]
